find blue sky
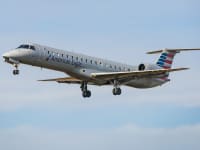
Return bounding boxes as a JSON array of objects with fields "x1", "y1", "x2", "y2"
[{"x1": 0, "y1": 0, "x2": 200, "y2": 150}]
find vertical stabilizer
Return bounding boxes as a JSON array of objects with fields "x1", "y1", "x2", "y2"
[
  {"x1": 156, "y1": 50, "x2": 177, "y2": 69},
  {"x1": 147, "y1": 48, "x2": 200, "y2": 81}
]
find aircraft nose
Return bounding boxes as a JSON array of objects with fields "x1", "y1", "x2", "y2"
[
  {"x1": 2, "y1": 51, "x2": 18, "y2": 59},
  {"x1": 2, "y1": 52, "x2": 11, "y2": 58},
  {"x1": 2, "y1": 50, "x2": 23, "y2": 59},
  {"x1": 3, "y1": 49, "x2": 31, "y2": 62}
]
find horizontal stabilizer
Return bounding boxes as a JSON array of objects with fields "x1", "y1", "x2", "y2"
[{"x1": 147, "y1": 48, "x2": 200, "y2": 54}]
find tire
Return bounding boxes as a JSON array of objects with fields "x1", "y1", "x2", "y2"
[
  {"x1": 82, "y1": 90, "x2": 91, "y2": 98},
  {"x1": 86, "y1": 90, "x2": 91, "y2": 97},
  {"x1": 112, "y1": 88, "x2": 116, "y2": 95},
  {"x1": 117, "y1": 88, "x2": 121, "y2": 95},
  {"x1": 13, "y1": 70, "x2": 19, "y2": 75},
  {"x1": 82, "y1": 91, "x2": 88, "y2": 98}
]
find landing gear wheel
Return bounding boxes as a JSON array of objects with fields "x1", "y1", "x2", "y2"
[
  {"x1": 117, "y1": 88, "x2": 121, "y2": 95},
  {"x1": 112, "y1": 88, "x2": 122, "y2": 95},
  {"x1": 82, "y1": 90, "x2": 91, "y2": 98},
  {"x1": 86, "y1": 90, "x2": 91, "y2": 97},
  {"x1": 82, "y1": 91, "x2": 87, "y2": 97},
  {"x1": 112, "y1": 88, "x2": 116, "y2": 95},
  {"x1": 13, "y1": 69, "x2": 19, "y2": 75}
]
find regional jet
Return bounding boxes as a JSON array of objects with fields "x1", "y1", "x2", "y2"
[{"x1": 2, "y1": 43, "x2": 200, "y2": 98}]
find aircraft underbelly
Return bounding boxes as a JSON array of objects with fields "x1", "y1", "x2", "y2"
[{"x1": 126, "y1": 78, "x2": 164, "y2": 88}]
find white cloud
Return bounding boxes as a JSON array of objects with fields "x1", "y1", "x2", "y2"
[{"x1": 0, "y1": 124, "x2": 200, "y2": 150}]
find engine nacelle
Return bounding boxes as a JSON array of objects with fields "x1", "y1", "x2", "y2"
[
  {"x1": 138, "y1": 63, "x2": 146, "y2": 71},
  {"x1": 138, "y1": 63, "x2": 160, "y2": 71}
]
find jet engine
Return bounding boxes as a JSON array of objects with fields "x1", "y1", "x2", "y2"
[
  {"x1": 138, "y1": 63, "x2": 161, "y2": 71},
  {"x1": 138, "y1": 63, "x2": 146, "y2": 71}
]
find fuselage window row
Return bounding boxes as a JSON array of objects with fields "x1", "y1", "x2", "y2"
[{"x1": 45, "y1": 50, "x2": 129, "y2": 71}]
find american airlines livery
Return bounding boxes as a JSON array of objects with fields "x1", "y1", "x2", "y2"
[{"x1": 2, "y1": 43, "x2": 200, "y2": 98}]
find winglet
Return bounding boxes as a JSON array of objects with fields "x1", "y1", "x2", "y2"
[{"x1": 147, "y1": 48, "x2": 200, "y2": 54}]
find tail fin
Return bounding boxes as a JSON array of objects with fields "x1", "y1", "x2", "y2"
[
  {"x1": 156, "y1": 51, "x2": 176, "y2": 69},
  {"x1": 147, "y1": 48, "x2": 200, "y2": 81},
  {"x1": 147, "y1": 48, "x2": 200, "y2": 69}
]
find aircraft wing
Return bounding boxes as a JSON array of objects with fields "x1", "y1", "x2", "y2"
[
  {"x1": 38, "y1": 77, "x2": 82, "y2": 84},
  {"x1": 91, "y1": 67, "x2": 189, "y2": 80},
  {"x1": 38, "y1": 77, "x2": 101, "y2": 85},
  {"x1": 38, "y1": 68, "x2": 188, "y2": 85}
]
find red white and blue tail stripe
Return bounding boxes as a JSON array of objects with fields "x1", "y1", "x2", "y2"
[
  {"x1": 156, "y1": 51, "x2": 176, "y2": 69},
  {"x1": 156, "y1": 51, "x2": 177, "y2": 81}
]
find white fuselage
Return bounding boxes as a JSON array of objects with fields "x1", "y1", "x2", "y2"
[{"x1": 3, "y1": 43, "x2": 167, "y2": 88}]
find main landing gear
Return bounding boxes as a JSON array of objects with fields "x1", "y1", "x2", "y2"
[
  {"x1": 112, "y1": 88, "x2": 121, "y2": 95},
  {"x1": 13, "y1": 64, "x2": 20, "y2": 75},
  {"x1": 112, "y1": 80, "x2": 122, "y2": 96},
  {"x1": 80, "y1": 80, "x2": 122, "y2": 97},
  {"x1": 81, "y1": 81, "x2": 91, "y2": 98}
]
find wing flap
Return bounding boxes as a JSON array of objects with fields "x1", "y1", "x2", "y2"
[
  {"x1": 91, "y1": 68, "x2": 189, "y2": 80},
  {"x1": 38, "y1": 77, "x2": 100, "y2": 85},
  {"x1": 38, "y1": 77, "x2": 82, "y2": 84}
]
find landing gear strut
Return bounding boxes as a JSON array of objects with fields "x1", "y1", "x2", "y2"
[
  {"x1": 81, "y1": 81, "x2": 91, "y2": 98},
  {"x1": 112, "y1": 80, "x2": 122, "y2": 96},
  {"x1": 13, "y1": 64, "x2": 19, "y2": 75}
]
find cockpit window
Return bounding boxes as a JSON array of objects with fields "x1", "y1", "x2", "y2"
[
  {"x1": 30, "y1": 45, "x2": 35, "y2": 50},
  {"x1": 18, "y1": 45, "x2": 29, "y2": 49},
  {"x1": 17, "y1": 45, "x2": 35, "y2": 50}
]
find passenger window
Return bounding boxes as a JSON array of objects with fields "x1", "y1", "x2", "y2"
[{"x1": 90, "y1": 60, "x2": 93, "y2": 64}]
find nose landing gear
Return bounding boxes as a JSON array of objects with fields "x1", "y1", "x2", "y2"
[
  {"x1": 13, "y1": 69, "x2": 19, "y2": 75},
  {"x1": 13, "y1": 64, "x2": 20, "y2": 75}
]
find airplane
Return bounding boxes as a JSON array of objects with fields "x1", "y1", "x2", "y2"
[{"x1": 2, "y1": 43, "x2": 200, "y2": 98}]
